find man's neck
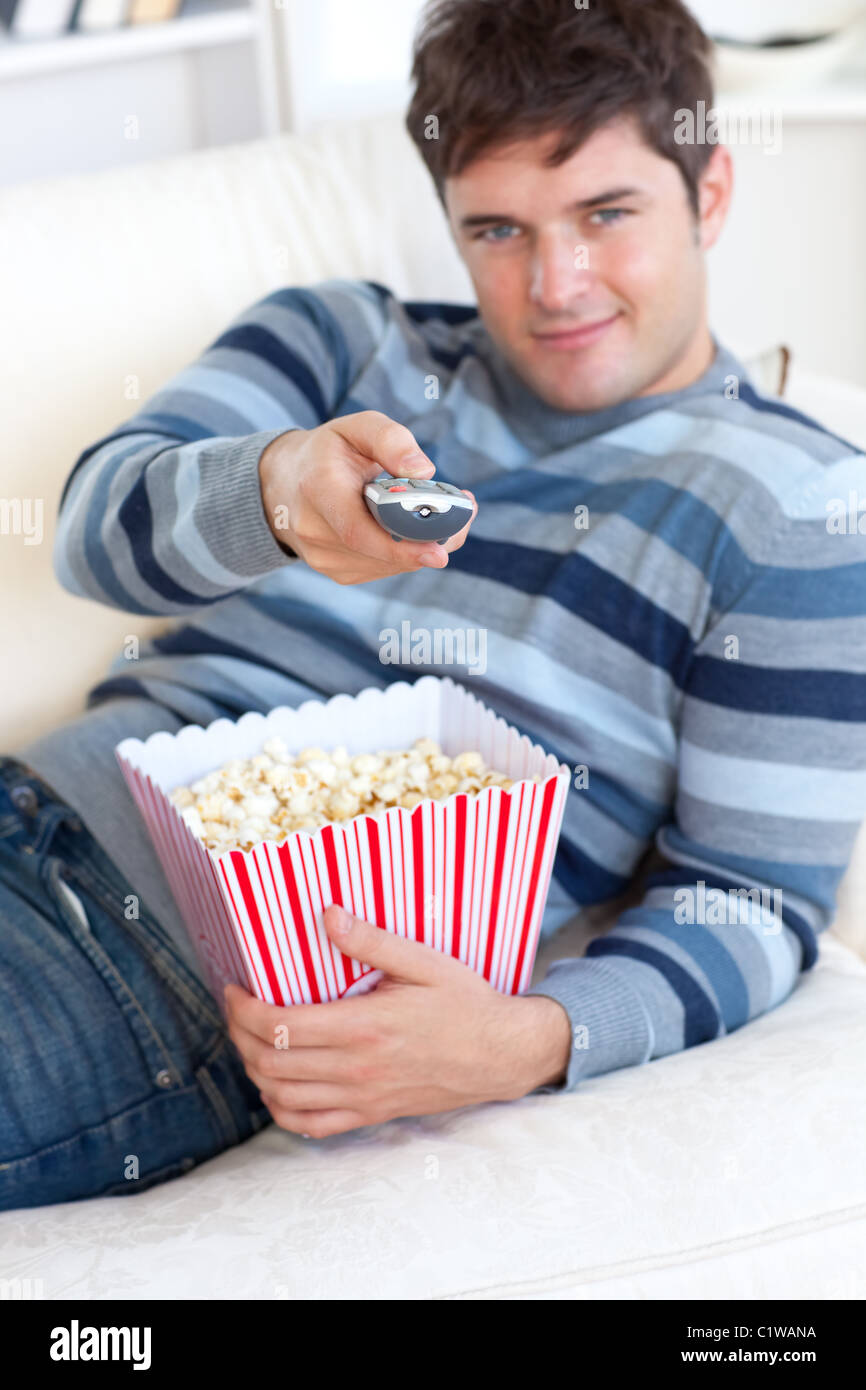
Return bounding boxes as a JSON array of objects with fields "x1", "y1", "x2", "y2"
[{"x1": 635, "y1": 322, "x2": 716, "y2": 398}]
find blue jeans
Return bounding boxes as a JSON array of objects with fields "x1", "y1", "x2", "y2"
[{"x1": 0, "y1": 756, "x2": 271, "y2": 1210}]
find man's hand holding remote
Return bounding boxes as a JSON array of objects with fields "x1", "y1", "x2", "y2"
[{"x1": 259, "y1": 410, "x2": 477, "y2": 584}]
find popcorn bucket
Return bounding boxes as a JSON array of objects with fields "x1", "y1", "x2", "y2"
[{"x1": 115, "y1": 676, "x2": 570, "y2": 1014}]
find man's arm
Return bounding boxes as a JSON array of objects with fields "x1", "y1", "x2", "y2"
[
  {"x1": 52, "y1": 279, "x2": 396, "y2": 615},
  {"x1": 524, "y1": 455, "x2": 866, "y2": 1093}
]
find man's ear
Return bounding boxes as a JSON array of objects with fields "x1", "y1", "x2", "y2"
[{"x1": 696, "y1": 144, "x2": 734, "y2": 252}]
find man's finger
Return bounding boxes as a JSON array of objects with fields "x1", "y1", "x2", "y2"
[
  {"x1": 302, "y1": 521, "x2": 446, "y2": 577},
  {"x1": 227, "y1": 1026, "x2": 360, "y2": 1085},
  {"x1": 224, "y1": 982, "x2": 369, "y2": 1048},
  {"x1": 254, "y1": 1078, "x2": 351, "y2": 1112},
  {"x1": 329, "y1": 500, "x2": 449, "y2": 571}
]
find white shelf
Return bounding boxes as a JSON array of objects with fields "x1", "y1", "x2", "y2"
[{"x1": 0, "y1": 7, "x2": 258, "y2": 78}]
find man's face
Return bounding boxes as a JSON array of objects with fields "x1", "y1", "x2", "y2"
[{"x1": 444, "y1": 117, "x2": 723, "y2": 412}]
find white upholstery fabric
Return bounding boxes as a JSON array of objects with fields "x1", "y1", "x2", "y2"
[{"x1": 1, "y1": 113, "x2": 865, "y2": 1296}]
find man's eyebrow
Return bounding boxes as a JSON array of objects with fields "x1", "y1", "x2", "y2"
[{"x1": 458, "y1": 186, "x2": 646, "y2": 229}]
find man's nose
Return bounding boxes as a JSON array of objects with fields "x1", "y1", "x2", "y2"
[{"x1": 528, "y1": 235, "x2": 594, "y2": 312}]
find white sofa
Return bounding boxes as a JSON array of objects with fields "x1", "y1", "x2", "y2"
[{"x1": 2, "y1": 113, "x2": 865, "y2": 1300}]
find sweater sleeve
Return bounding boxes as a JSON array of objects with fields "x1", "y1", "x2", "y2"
[
  {"x1": 525, "y1": 452, "x2": 866, "y2": 1093},
  {"x1": 53, "y1": 279, "x2": 392, "y2": 616}
]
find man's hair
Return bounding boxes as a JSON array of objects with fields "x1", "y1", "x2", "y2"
[{"x1": 405, "y1": 0, "x2": 715, "y2": 217}]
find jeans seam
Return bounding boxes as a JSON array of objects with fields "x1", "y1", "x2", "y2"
[
  {"x1": 46, "y1": 857, "x2": 185, "y2": 1085},
  {"x1": 100, "y1": 1156, "x2": 197, "y2": 1197},
  {"x1": 62, "y1": 855, "x2": 224, "y2": 1033},
  {"x1": 196, "y1": 1057, "x2": 241, "y2": 1147},
  {"x1": 0, "y1": 1083, "x2": 202, "y2": 1175},
  {"x1": 126, "y1": 915, "x2": 224, "y2": 1031}
]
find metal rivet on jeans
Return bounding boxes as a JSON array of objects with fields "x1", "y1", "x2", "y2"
[
  {"x1": 10, "y1": 785, "x2": 38, "y2": 815},
  {"x1": 155, "y1": 1069, "x2": 174, "y2": 1088},
  {"x1": 22, "y1": 844, "x2": 35, "y2": 855}
]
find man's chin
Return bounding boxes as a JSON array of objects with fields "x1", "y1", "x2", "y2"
[{"x1": 519, "y1": 362, "x2": 636, "y2": 414}]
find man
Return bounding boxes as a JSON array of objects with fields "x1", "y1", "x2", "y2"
[{"x1": 2, "y1": 0, "x2": 864, "y2": 1209}]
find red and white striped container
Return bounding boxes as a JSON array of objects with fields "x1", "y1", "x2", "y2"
[{"x1": 115, "y1": 676, "x2": 570, "y2": 1015}]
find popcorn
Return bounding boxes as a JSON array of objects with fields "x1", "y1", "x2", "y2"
[
  {"x1": 351, "y1": 753, "x2": 382, "y2": 775},
  {"x1": 264, "y1": 765, "x2": 293, "y2": 790},
  {"x1": 297, "y1": 747, "x2": 328, "y2": 764},
  {"x1": 262, "y1": 738, "x2": 291, "y2": 764},
  {"x1": 304, "y1": 758, "x2": 339, "y2": 787},
  {"x1": 328, "y1": 789, "x2": 360, "y2": 820},
  {"x1": 452, "y1": 751, "x2": 484, "y2": 776},
  {"x1": 169, "y1": 736, "x2": 538, "y2": 852}
]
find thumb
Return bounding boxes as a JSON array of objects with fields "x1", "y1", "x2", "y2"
[
  {"x1": 331, "y1": 410, "x2": 435, "y2": 480},
  {"x1": 322, "y1": 904, "x2": 448, "y2": 984}
]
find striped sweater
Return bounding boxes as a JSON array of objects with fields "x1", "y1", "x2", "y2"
[{"x1": 49, "y1": 278, "x2": 866, "y2": 1093}]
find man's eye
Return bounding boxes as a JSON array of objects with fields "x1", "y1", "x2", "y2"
[
  {"x1": 589, "y1": 208, "x2": 631, "y2": 227},
  {"x1": 474, "y1": 225, "x2": 520, "y2": 242}
]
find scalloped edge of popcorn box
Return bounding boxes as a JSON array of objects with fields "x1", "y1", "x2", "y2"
[{"x1": 116, "y1": 675, "x2": 567, "y2": 796}]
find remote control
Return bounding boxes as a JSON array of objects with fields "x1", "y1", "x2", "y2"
[{"x1": 363, "y1": 474, "x2": 474, "y2": 542}]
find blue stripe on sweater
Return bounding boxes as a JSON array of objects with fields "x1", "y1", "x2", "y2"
[
  {"x1": 585, "y1": 935, "x2": 722, "y2": 1045},
  {"x1": 688, "y1": 655, "x2": 866, "y2": 721},
  {"x1": 124, "y1": 412, "x2": 218, "y2": 441},
  {"x1": 451, "y1": 537, "x2": 694, "y2": 683},
  {"x1": 208, "y1": 324, "x2": 330, "y2": 422},
  {"x1": 276, "y1": 287, "x2": 353, "y2": 403},
  {"x1": 118, "y1": 478, "x2": 210, "y2": 607},
  {"x1": 417, "y1": 341, "x2": 478, "y2": 373},
  {"x1": 400, "y1": 299, "x2": 478, "y2": 326},
  {"x1": 616, "y1": 909, "x2": 750, "y2": 1028},
  {"x1": 87, "y1": 676, "x2": 237, "y2": 725},
  {"x1": 83, "y1": 439, "x2": 171, "y2": 611},
  {"x1": 150, "y1": 625, "x2": 320, "y2": 680},
  {"x1": 643, "y1": 866, "x2": 817, "y2": 967},
  {"x1": 469, "y1": 470, "x2": 753, "y2": 611},
  {"x1": 722, "y1": 561, "x2": 866, "y2": 621},
  {"x1": 658, "y1": 824, "x2": 851, "y2": 912},
  {"x1": 553, "y1": 838, "x2": 634, "y2": 905}
]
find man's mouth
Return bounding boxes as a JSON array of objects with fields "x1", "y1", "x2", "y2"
[{"x1": 531, "y1": 312, "x2": 621, "y2": 350}]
